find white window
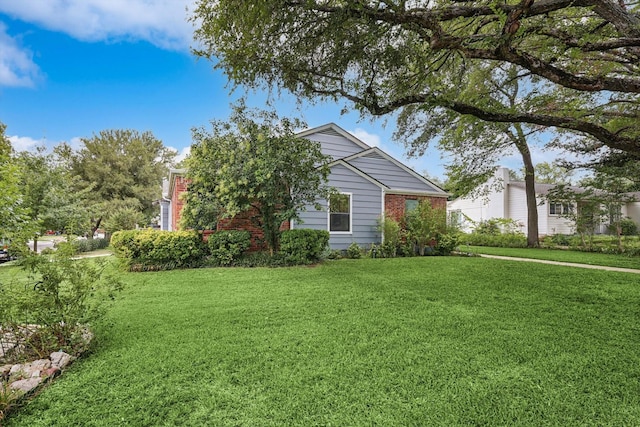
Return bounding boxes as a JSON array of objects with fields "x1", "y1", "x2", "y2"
[
  {"x1": 549, "y1": 202, "x2": 572, "y2": 215},
  {"x1": 329, "y1": 193, "x2": 351, "y2": 233}
]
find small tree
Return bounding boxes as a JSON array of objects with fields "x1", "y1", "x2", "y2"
[
  {"x1": 405, "y1": 201, "x2": 446, "y2": 256},
  {"x1": 376, "y1": 215, "x2": 403, "y2": 258},
  {"x1": 102, "y1": 207, "x2": 146, "y2": 237},
  {"x1": 186, "y1": 103, "x2": 332, "y2": 254}
]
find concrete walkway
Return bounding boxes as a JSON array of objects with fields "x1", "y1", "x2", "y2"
[{"x1": 479, "y1": 254, "x2": 640, "y2": 275}]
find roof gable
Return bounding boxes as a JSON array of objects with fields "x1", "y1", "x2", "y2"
[
  {"x1": 328, "y1": 159, "x2": 389, "y2": 190},
  {"x1": 343, "y1": 148, "x2": 447, "y2": 195},
  {"x1": 298, "y1": 123, "x2": 371, "y2": 160}
]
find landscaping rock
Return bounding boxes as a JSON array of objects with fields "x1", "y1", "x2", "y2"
[
  {"x1": 1, "y1": 364, "x2": 11, "y2": 376},
  {"x1": 9, "y1": 377, "x2": 42, "y2": 394},
  {"x1": 9, "y1": 364, "x2": 25, "y2": 376},
  {"x1": 44, "y1": 366, "x2": 61, "y2": 378},
  {"x1": 50, "y1": 351, "x2": 74, "y2": 369}
]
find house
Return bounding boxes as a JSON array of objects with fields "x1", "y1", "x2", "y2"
[
  {"x1": 161, "y1": 123, "x2": 447, "y2": 250},
  {"x1": 448, "y1": 167, "x2": 640, "y2": 236}
]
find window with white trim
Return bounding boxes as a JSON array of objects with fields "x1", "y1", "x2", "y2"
[
  {"x1": 549, "y1": 202, "x2": 573, "y2": 215},
  {"x1": 329, "y1": 193, "x2": 351, "y2": 232}
]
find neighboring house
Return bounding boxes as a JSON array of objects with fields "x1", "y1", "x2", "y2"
[
  {"x1": 161, "y1": 123, "x2": 448, "y2": 250},
  {"x1": 448, "y1": 167, "x2": 640, "y2": 236}
]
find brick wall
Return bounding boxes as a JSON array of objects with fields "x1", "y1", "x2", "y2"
[
  {"x1": 170, "y1": 175, "x2": 189, "y2": 231},
  {"x1": 216, "y1": 207, "x2": 289, "y2": 251},
  {"x1": 385, "y1": 194, "x2": 447, "y2": 223},
  {"x1": 170, "y1": 176, "x2": 290, "y2": 251}
]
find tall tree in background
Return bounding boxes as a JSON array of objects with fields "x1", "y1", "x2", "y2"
[
  {"x1": 0, "y1": 122, "x2": 29, "y2": 244},
  {"x1": 191, "y1": 0, "x2": 640, "y2": 167},
  {"x1": 61, "y1": 130, "x2": 175, "y2": 238},
  {"x1": 15, "y1": 147, "x2": 59, "y2": 252},
  {"x1": 397, "y1": 63, "x2": 544, "y2": 246},
  {"x1": 186, "y1": 105, "x2": 332, "y2": 254},
  {"x1": 532, "y1": 162, "x2": 574, "y2": 185}
]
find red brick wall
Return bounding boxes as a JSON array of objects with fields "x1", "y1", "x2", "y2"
[
  {"x1": 170, "y1": 175, "x2": 189, "y2": 231},
  {"x1": 217, "y1": 208, "x2": 290, "y2": 251},
  {"x1": 385, "y1": 194, "x2": 447, "y2": 223}
]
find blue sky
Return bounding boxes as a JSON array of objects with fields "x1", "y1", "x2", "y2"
[{"x1": 0, "y1": 1, "x2": 556, "y2": 181}]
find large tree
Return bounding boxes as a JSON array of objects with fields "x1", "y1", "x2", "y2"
[
  {"x1": 60, "y1": 130, "x2": 175, "y2": 237},
  {"x1": 186, "y1": 105, "x2": 332, "y2": 253},
  {"x1": 0, "y1": 122, "x2": 29, "y2": 242},
  {"x1": 191, "y1": 0, "x2": 640, "y2": 165},
  {"x1": 397, "y1": 62, "x2": 544, "y2": 246}
]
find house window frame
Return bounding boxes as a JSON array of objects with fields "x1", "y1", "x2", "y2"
[
  {"x1": 549, "y1": 202, "x2": 573, "y2": 216},
  {"x1": 328, "y1": 192, "x2": 352, "y2": 234}
]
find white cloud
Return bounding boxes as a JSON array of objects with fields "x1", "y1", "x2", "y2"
[
  {"x1": 168, "y1": 145, "x2": 190, "y2": 164},
  {"x1": 68, "y1": 137, "x2": 84, "y2": 150},
  {"x1": 0, "y1": 0, "x2": 195, "y2": 50},
  {"x1": 349, "y1": 128, "x2": 381, "y2": 147},
  {"x1": 8, "y1": 134, "x2": 84, "y2": 152},
  {"x1": 8, "y1": 135, "x2": 45, "y2": 151},
  {"x1": 0, "y1": 22, "x2": 41, "y2": 87}
]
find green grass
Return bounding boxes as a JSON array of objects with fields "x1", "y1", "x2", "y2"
[
  {"x1": 465, "y1": 245, "x2": 640, "y2": 270},
  {"x1": 5, "y1": 258, "x2": 640, "y2": 426}
]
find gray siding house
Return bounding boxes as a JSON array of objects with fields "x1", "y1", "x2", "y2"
[
  {"x1": 294, "y1": 124, "x2": 448, "y2": 250},
  {"x1": 160, "y1": 123, "x2": 448, "y2": 250}
]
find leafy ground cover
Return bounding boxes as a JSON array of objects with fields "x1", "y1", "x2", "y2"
[
  {"x1": 465, "y1": 245, "x2": 640, "y2": 270},
  {"x1": 5, "y1": 257, "x2": 640, "y2": 426}
]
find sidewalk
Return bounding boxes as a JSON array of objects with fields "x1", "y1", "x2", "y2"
[{"x1": 479, "y1": 254, "x2": 640, "y2": 274}]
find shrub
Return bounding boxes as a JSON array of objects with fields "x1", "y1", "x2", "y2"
[
  {"x1": 279, "y1": 229, "x2": 329, "y2": 264},
  {"x1": 232, "y1": 251, "x2": 289, "y2": 267},
  {"x1": 473, "y1": 218, "x2": 522, "y2": 235},
  {"x1": 461, "y1": 231, "x2": 527, "y2": 248},
  {"x1": 376, "y1": 215, "x2": 403, "y2": 258},
  {"x1": 434, "y1": 231, "x2": 460, "y2": 255},
  {"x1": 208, "y1": 230, "x2": 251, "y2": 266},
  {"x1": 550, "y1": 234, "x2": 572, "y2": 246},
  {"x1": 111, "y1": 229, "x2": 208, "y2": 270},
  {"x1": 619, "y1": 218, "x2": 638, "y2": 236},
  {"x1": 0, "y1": 247, "x2": 123, "y2": 363},
  {"x1": 102, "y1": 207, "x2": 146, "y2": 236},
  {"x1": 405, "y1": 202, "x2": 446, "y2": 256},
  {"x1": 72, "y1": 237, "x2": 110, "y2": 254},
  {"x1": 346, "y1": 242, "x2": 362, "y2": 259},
  {"x1": 324, "y1": 249, "x2": 343, "y2": 260}
]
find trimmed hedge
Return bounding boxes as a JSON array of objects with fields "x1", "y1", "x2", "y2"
[
  {"x1": 280, "y1": 229, "x2": 330, "y2": 264},
  {"x1": 72, "y1": 237, "x2": 110, "y2": 254},
  {"x1": 460, "y1": 232, "x2": 527, "y2": 248},
  {"x1": 111, "y1": 229, "x2": 208, "y2": 270},
  {"x1": 208, "y1": 230, "x2": 251, "y2": 266}
]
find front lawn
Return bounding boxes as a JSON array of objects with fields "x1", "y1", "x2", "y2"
[
  {"x1": 465, "y1": 245, "x2": 640, "y2": 270},
  {"x1": 5, "y1": 258, "x2": 640, "y2": 426}
]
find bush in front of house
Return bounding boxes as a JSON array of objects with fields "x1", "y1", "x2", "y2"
[
  {"x1": 207, "y1": 230, "x2": 251, "y2": 266},
  {"x1": 279, "y1": 229, "x2": 329, "y2": 264},
  {"x1": 434, "y1": 230, "x2": 461, "y2": 255},
  {"x1": 111, "y1": 229, "x2": 208, "y2": 270},
  {"x1": 346, "y1": 242, "x2": 362, "y2": 259}
]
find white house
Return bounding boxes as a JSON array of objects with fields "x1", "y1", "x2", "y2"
[{"x1": 448, "y1": 167, "x2": 640, "y2": 236}]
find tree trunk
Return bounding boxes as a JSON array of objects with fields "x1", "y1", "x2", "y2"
[
  {"x1": 90, "y1": 217, "x2": 102, "y2": 240},
  {"x1": 33, "y1": 234, "x2": 38, "y2": 253},
  {"x1": 513, "y1": 124, "x2": 539, "y2": 248}
]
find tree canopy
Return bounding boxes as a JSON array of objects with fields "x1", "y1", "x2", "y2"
[
  {"x1": 60, "y1": 129, "x2": 175, "y2": 235},
  {"x1": 185, "y1": 105, "x2": 333, "y2": 253},
  {"x1": 192, "y1": 0, "x2": 640, "y2": 165},
  {"x1": 0, "y1": 122, "x2": 29, "y2": 240}
]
